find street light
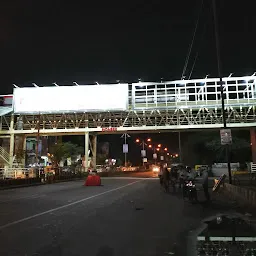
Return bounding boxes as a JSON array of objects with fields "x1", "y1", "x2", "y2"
[
  {"x1": 158, "y1": 144, "x2": 162, "y2": 148},
  {"x1": 148, "y1": 143, "x2": 158, "y2": 164},
  {"x1": 156, "y1": 148, "x2": 160, "y2": 151},
  {"x1": 147, "y1": 138, "x2": 151, "y2": 142},
  {"x1": 164, "y1": 147, "x2": 168, "y2": 151},
  {"x1": 135, "y1": 138, "x2": 147, "y2": 166}
]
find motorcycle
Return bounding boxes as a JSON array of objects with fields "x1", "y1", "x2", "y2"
[{"x1": 183, "y1": 179, "x2": 198, "y2": 202}]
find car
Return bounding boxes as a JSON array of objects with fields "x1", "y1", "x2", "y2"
[{"x1": 151, "y1": 165, "x2": 160, "y2": 173}]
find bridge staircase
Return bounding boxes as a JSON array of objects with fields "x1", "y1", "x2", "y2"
[{"x1": 0, "y1": 146, "x2": 21, "y2": 167}]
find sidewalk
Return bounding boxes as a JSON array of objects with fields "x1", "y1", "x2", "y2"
[
  {"x1": 0, "y1": 177, "x2": 84, "y2": 190},
  {"x1": 212, "y1": 187, "x2": 256, "y2": 218}
]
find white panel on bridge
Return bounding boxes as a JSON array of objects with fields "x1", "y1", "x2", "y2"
[{"x1": 13, "y1": 84, "x2": 129, "y2": 114}]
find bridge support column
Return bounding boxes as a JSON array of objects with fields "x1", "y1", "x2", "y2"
[
  {"x1": 84, "y1": 132, "x2": 89, "y2": 172},
  {"x1": 9, "y1": 115, "x2": 14, "y2": 168},
  {"x1": 91, "y1": 135, "x2": 97, "y2": 169},
  {"x1": 22, "y1": 136, "x2": 27, "y2": 167},
  {"x1": 250, "y1": 128, "x2": 256, "y2": 163}
]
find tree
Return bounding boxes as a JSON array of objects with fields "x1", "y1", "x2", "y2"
[
  {"x1": 116, "y1": 158, "x2": 123, "y2": 166},
  {"x1": 15, "y1": 147, "x2": 25, "y2": 164},
  {"x1": 14, "y1": 136, "x2": 25, "y2": 164},
  {"x1": 205, "y1": 136, "x2": 250, "y2": 163},
  {"x1": 97, "y1": 154, "x2": 107, "y2": 165},
  {"x1": 48, "y1": 142, "x2": 84, "y2": 166},
  {"x1": 181, "y1": 131, "x2": 251, "y2": 165}
]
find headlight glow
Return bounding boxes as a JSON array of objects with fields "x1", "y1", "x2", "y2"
[{"x1": 153, "y1": 167, "x2": 160, "y2": 172}]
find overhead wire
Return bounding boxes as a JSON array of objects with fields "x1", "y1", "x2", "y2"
[
  {"x1": 188, "y1": 20, "x2": 207, "y2": 79},
  {"x1": 181, "y1": 0, "x2": 204, "y2": 80},
  {"x1": 188, "y1": 1, "x2": 212, "y2": 79}
]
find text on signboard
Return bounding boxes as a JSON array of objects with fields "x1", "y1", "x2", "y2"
[{"x1": 102, "y1": 127, "x2": 117, "y2": 132}]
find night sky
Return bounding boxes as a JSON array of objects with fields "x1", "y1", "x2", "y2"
[
  {"x1": 1, "y1": 0, "x2": 255, "y2": 164},
  {"x1": 1, "y1": 0, "x2": 255, "y2": 92}
]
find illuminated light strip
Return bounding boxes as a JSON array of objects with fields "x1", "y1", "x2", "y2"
[
  {"x1": 209, "y1": 237, "x2": 233, "y2": 241},
  {"x1": 197, "y1": 236, "x2": 233, "y2": 241},
  {"x1": 235, "y1": 237, "x2": 256, "y2": 242}
]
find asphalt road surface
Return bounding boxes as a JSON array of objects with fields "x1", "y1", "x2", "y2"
[{"x1": 0, "y1": 177, "x2": 245, "y2": 256}]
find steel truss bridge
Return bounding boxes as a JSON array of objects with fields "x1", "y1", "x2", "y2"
[
  {"x1": 0, "y1": 75, "x2": 255, "y2": 169},
  {"x1": 0, "y1": 75, "x2": 256, "y2": 137}
]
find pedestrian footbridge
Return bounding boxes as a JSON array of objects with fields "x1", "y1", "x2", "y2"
[{"x1": 0, "y1": 75, "x2": 256, "y2": 136}]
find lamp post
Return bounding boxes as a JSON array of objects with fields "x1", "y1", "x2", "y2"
[
  {"x1": 212, "y1": 0, "x2": 232, "y2": 184},
  {"x1": 136, "y1": 138, "x2": 151, "y2": 166},
  {"x1": 121, "y1": 133, "x2": 130, "y2": 167},
  {"x1": 148, "y1": 144, "x2": 157, "y2": 165}
]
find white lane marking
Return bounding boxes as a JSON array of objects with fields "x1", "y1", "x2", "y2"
[
  {"x1": 0, "y1": 194, "x2": 45, "y2": 204},
  {"x1": 101, "y1": 177, "x2": 158, "y2": 180},
  {"x1": 0, "y1": 180, "x2": 141, "y2": 230}
]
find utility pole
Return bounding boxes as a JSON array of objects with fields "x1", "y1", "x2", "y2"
[
  {"x1": 212, "y1": 0, "x2": 232, "y2": 184},
  {"x1": 153, "y1": 146, "x2": 157, "y2": 165},
  {"x1": 141, "y1": 140, "x2": 147, "y2": 166},
  {"x1": 178, "y1": 132, "x2": 182, "y2": 163},
  {"x1": 121, "y1": 133, "x2": 130, "y2": 167}
]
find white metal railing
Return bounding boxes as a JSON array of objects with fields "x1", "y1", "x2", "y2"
[
  {"x1": 0, "y1": 168, "x2": 37, "y2": 179},
  {"x1": 132, "y1": 76, "x2": 256, "y2": 109},
  {"x1": 251, "y1": 163, "x2": 256, "y2": 173}
]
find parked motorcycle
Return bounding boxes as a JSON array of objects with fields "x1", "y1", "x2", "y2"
[{"x1": 183, "y1": 179, "x2": 198, "y2": 202}]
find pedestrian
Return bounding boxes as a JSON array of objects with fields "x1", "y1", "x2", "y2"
[
  {"x1": 178, "y1": 165, "x2": 187, "y2": 188},
  {"x1": 162, "y1": 164, "x2": 170, "y2": 192},
  {"x1": 201, "y1": 168, "x2": 210, "y2": 201},
  {"x1": 159, "y1": 164, "x2": 164, "y2": 185}
]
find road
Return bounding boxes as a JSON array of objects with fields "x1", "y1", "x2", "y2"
[{"x1": 0, "y1": 177, "x2": 247, "y2": 256}]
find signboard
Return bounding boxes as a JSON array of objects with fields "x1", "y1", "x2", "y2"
[
  {"x1": 220, "y1": 129, "x2": 232, "y2": 145},
  {"x1": 102, "y1": 127, "x2": 117, "y2": 132},
  {"x1": 212, "y1": 174, "x2": 226, "y2": 192},
  {"x1": 160, "y1": 156, "x2": 164, "y2": 161},
  {"x1": 13, "y1": 84, "x2": 129, "y2": 114},
  {"x1": 123, "y1": 144, "x2": 128, "y2": 153},
  {"x1": 143, "y1": 158, "x2": 147, "y2": 163},
  {"x1": 59, "y1": 161, "x2": 64, "y2": 167},
  {"x1": 141, "y1": 150, "x2": 146, "y2": 157},
  {"x1": 67, "y1": 157, "x2": 72, "y2": 166},
  {"x1": 0, "y1": 95, "x2": 13, "y2": 106},
  {"x1": 153, "y1": 153, "x2": 157, "y2": 159}
]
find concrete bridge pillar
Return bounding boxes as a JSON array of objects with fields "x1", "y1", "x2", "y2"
[
  {"x1": 84, "y1": 132, "x2": 89, "y2": 172},
  {"x1": 22, "y1": 136, "x2": 27, "y2": 167},
  {"x1": 250, "y1": 128, "x2": 256, "y2": 163},
  {"x1": 9, "y1": 115, "x2": 14, "y2": 167},
  {"x1": 91, "y1": 135, "x2": 97, "y2": 169}
]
